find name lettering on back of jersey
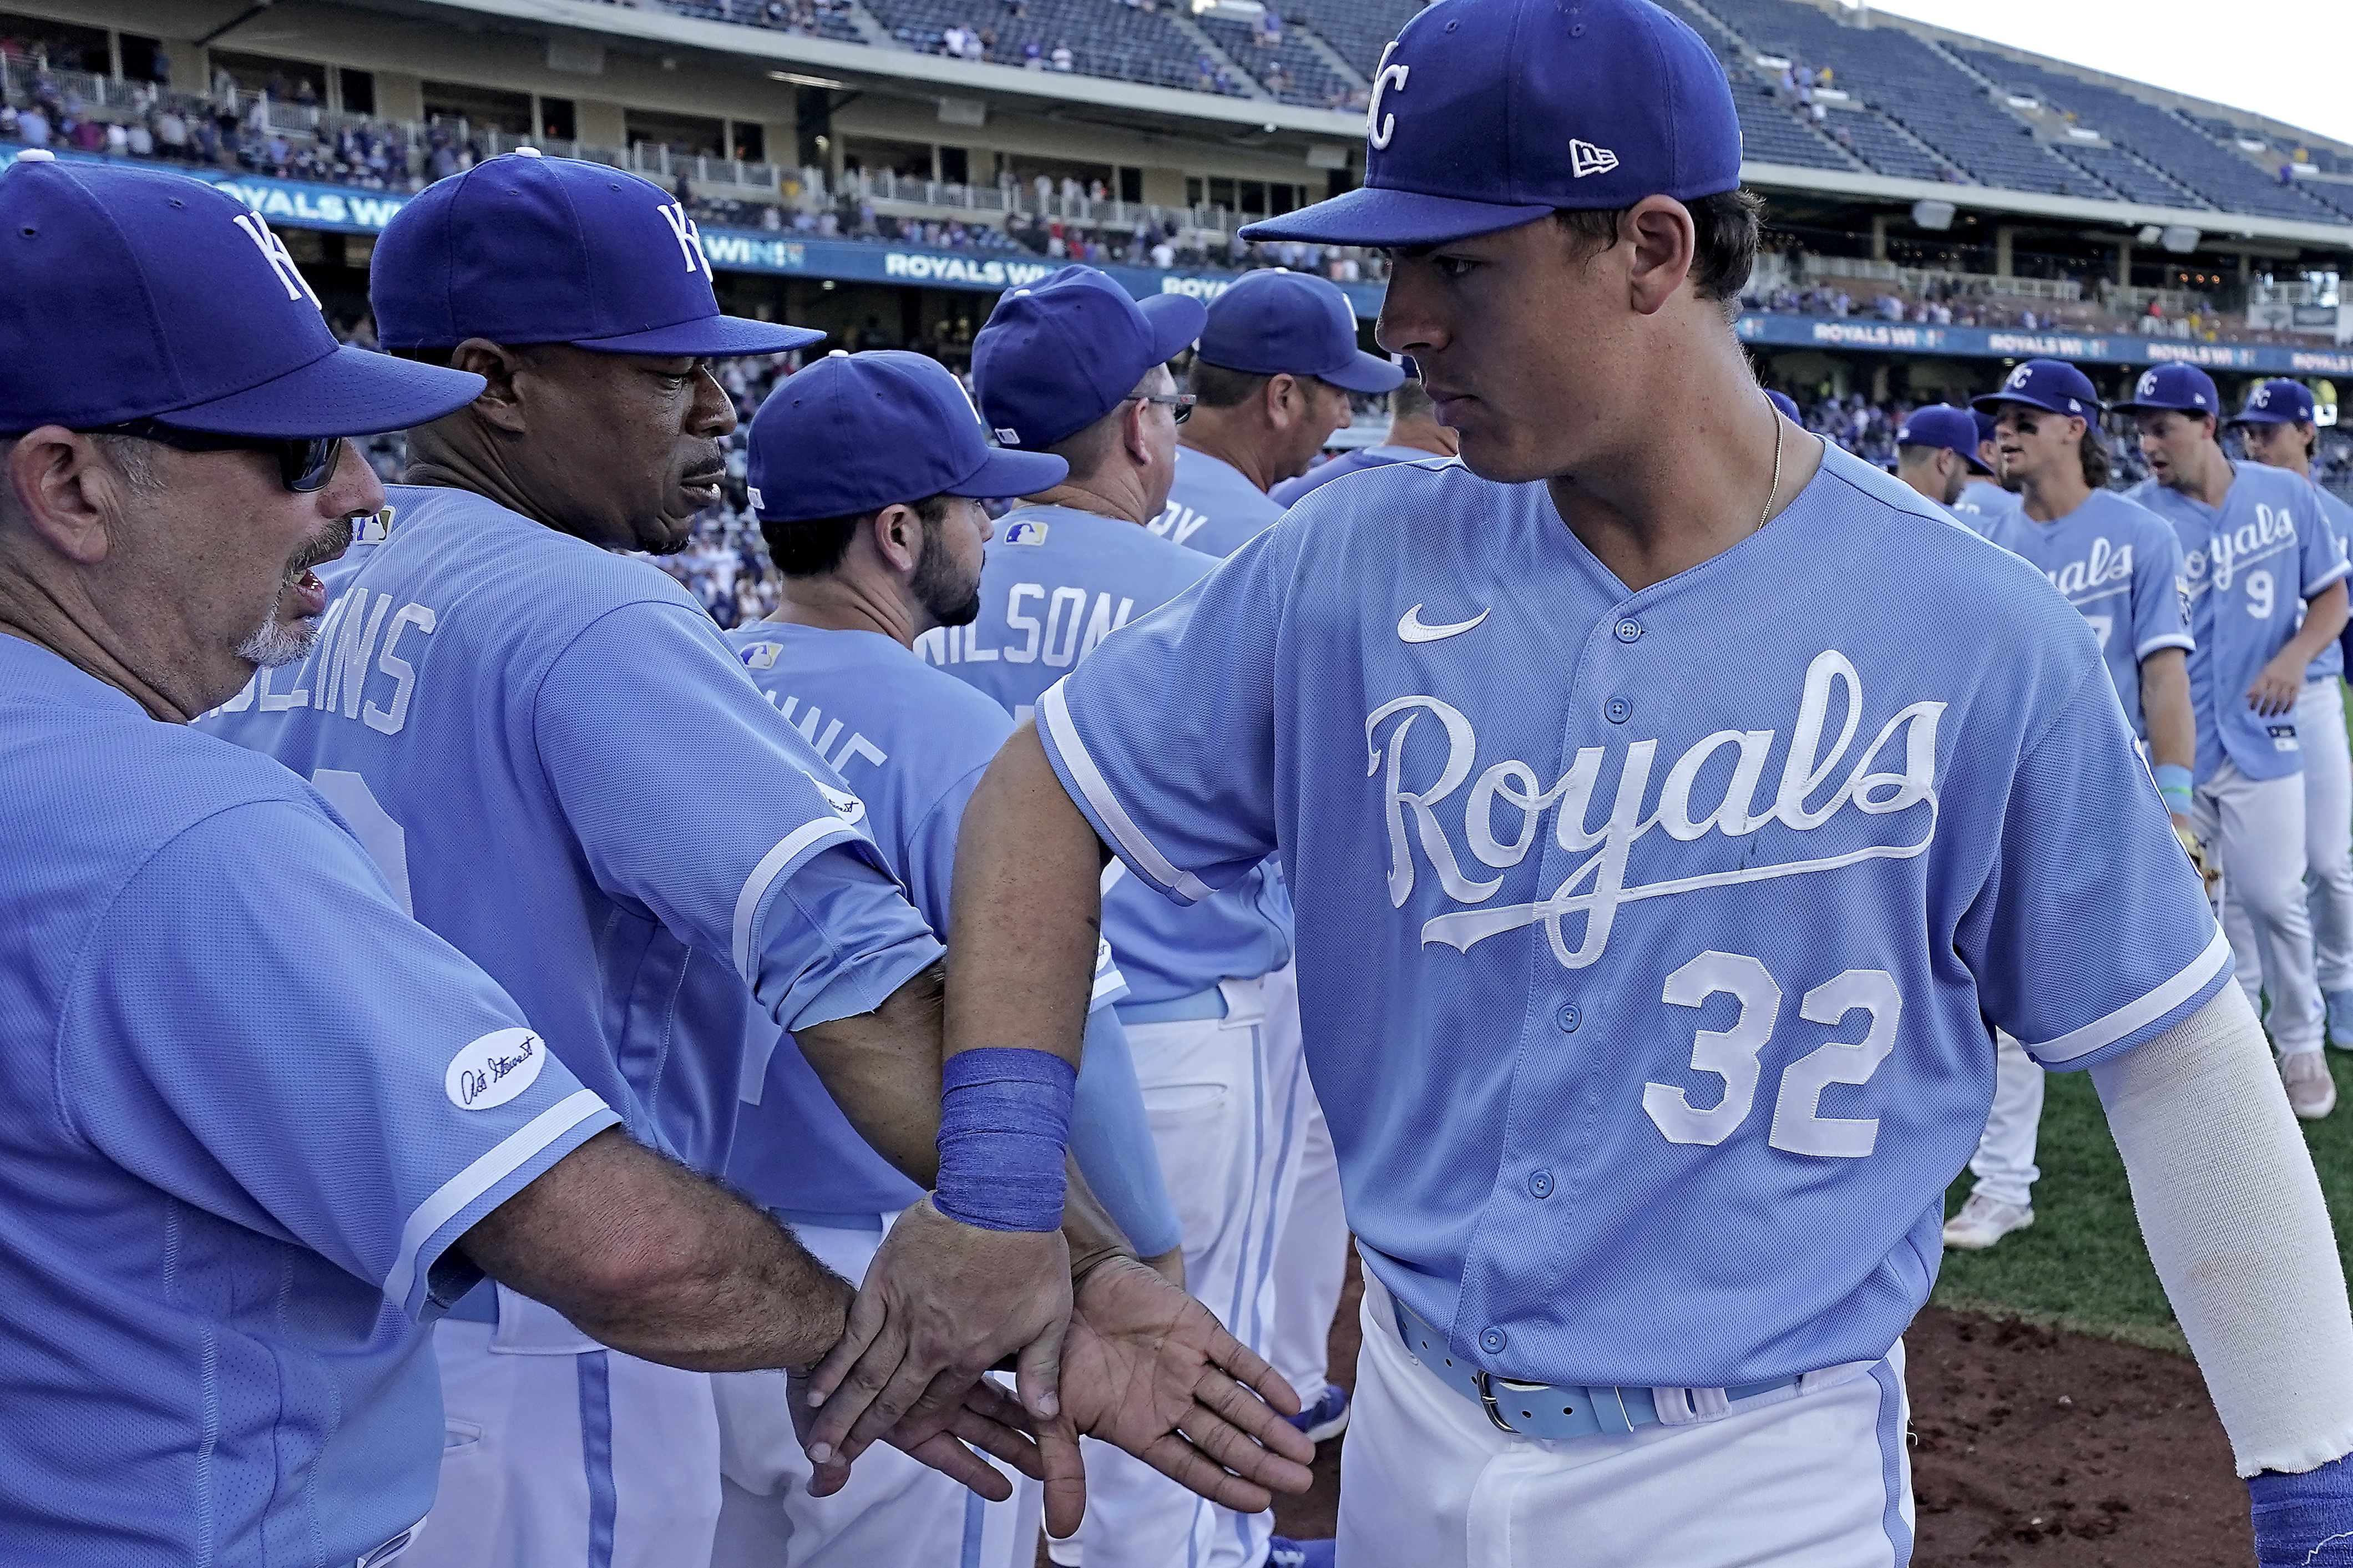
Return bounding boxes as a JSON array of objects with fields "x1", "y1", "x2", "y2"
[
  {"x1": 208, "y1": 588, "x2": 438, "y2": 735},
  {"x1": 919, "y1": 584, "x2": 1135, "y2": 668},
  {"x1": 763, "y1": 688, "x2": 887, "y2": 778},
  {"x1": 1370, "y1": 648, "x2": 1944, "y2": 970},
  {"x1": 1147, "y1": 503, "x2": 1211, "y2": 547}
]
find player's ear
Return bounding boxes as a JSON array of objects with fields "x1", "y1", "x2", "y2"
[
  {"x1": 1623, "y1": 196, "x2": 1696, "y2": 318},
  {"x1": 2, "y1": 427, "x2": 118, "y2": 567},
  {"x1": 446, "y1": 338, "x2": 530, "y2": 434},
  {"x1": 869, "y1": 502, "x2": 920, "y2": 573}
]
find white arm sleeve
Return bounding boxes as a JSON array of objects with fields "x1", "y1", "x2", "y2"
[{"x1": 2092, "y1": 983, "x2": 2353, "y2": 1475}]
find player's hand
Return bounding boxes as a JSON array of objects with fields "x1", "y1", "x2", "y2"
[
  {"x1": 801, "y1": 1197, "x2": 1072, "y2": 1471},
  {"x1": 2247, "y1": 656, "x2": 2304, "y2": 716},
  {"x1": 1035, "y1": 1254, "x2": 1315, "y2": 1539},
  {"x1": 2174, "y1": 821, "x2": 2223, "y2": 899},
  {"x1": 792, "y1": 1365, "x2": 1046, "y2": 1501}
]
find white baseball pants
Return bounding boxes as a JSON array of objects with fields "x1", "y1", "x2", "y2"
[
  {"x1": 709, "y1": 1212, "x2": 1041, "y2": 1568},
  {"x1": 1073, "y1": 972, "x2": 1303, "y2": 1568},
  {"x1": 408, "y1": 1291, "x2": 721, "y2": 1568},
  {"x1": 1260, "y1": 962, "x2": 1349, "y2": 1411},
  {"x1": 2298, "y1": 677, "x2": 2353, "y2": 995},
  {"x1": 1340, "y1": 1269, "x2": 1914, "y2": 1568},
  {"x1": 1964, "y1": 1031, "x2": 2044, "y2": 1210},
  {"x1": 2195, "y1": 761, "x2": 2325, "y2": 1056}
]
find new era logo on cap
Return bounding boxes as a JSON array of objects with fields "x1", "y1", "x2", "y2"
[{"x1": 1570, "y1": 139, "x2": 1620, "y2": 178}]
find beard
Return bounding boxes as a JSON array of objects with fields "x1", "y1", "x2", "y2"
[
  {"x1": 240, "y1": 514, "x2": 356, "y2": 667},
  {"x1": 911, "y1": 516, "x2": 983, "y2": 628}
]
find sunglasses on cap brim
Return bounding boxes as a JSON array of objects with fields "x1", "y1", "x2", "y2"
[{"x1": 84, "y1": 418, "x2": 346, "y2": 494}]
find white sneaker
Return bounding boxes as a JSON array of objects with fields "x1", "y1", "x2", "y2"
[
  {"x1": 1942, "y1": 1191, "x2": 2033, "y2": 1251},
  {"x1": 2284, "y1": 1051, "x2": 2337, "y2": 1120}
]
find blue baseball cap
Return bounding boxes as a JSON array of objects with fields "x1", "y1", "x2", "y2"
[
  {"x1": 0, "y1": 152, "x2": 481, "y2": 436},
  {"x1": 1895, "y1": 405, "x2": 1994, "y2": 474},
  {"x1": 1971, "y1": 408, "x2": 1999, "y2": 447},
  {"x1": 1198, "y1": 270, "x2": 1403, "y2": 394},
  {"x1": 2112, "y1": 362, "x2": 2219, "y2": 418},
  {"x1": 2234, "y1": 378, "x2": 2317, "y2": 426},
  {"x1": 372, "y1": 150, "x2": 822, "y2": 356},
  {"x1": 1973, "y1": 359, "x2": 2102, "y2": 421},
  {"x1": 973, "y1": 265, "x2": 1206, "y2": 451},
  {"x1": 746, "y1": 350, "x2": 1067, "y2": 524},
  {"x1": 1238, "y1": 0, "x2": 1741, "y2": 247},
  {"x1": 1765, "y1": 390, "x2": 1801, "y2": 423}
]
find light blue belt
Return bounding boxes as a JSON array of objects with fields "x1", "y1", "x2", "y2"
[
  {"x1": 1390, "y1": 1296, "x2": 1800, "y2": 1442},
  {"x1": 771, "y1": 1207, "x2": 887, "y2": 1233},
  {"x1": 1116, "y1": 987, "x2": 1228, "y2": 1025},
  {"x1": 351, "y1": 1516, "x2": 424, "y2": 1567}
]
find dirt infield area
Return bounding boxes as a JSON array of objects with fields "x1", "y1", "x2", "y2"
[{"x1": 1251, "y1": 1258, "x2": 2253, "y2": 1566}]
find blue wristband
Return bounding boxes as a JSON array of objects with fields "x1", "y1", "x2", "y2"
[
  {"x1": 934, "y1": 1046, "x2": 1077, "y2": 1232},
  {"x1": 2153, "y1": 763, "x2": 2194, "y2": 813},
  {"x1": 2250, "y1": 1453, "x2": 2353, "y2": 1566}
]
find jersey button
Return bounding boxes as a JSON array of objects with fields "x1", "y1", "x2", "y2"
[
  {"x1": 1528, "y1": 1169, "x2": 1555, "y2": 1199},
  {"x1": 1614, "y1": 619, "x2": 1643, "y2": 643},
  {"x1": 1556, "y1": 1003, "x2": 1581, "y2": 1032},
  {"x1": 1605, "y1": 696, "x2": 1631, "y2": 724},
  {"x1": 1480, "y1": 1327, "x2": 1508, "y2": 1355}
]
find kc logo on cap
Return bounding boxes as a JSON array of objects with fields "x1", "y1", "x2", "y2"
[{"x1": 1368, "y1": 42, "x2": 1410, "y2": 150}]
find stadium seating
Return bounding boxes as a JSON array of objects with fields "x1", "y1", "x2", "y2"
[
  {"x1": 859, "y1": 0, "x2": 1244, "y2": 96},
  {"x1": 1674, "y1": 0, "x2": 2102, "y2": 197},
  {"x1": 2051, "y1": 141, "x2": 2199, "y2": 210},
  {"x1": 1275, "y1": 0, "x2": 1424, "y2": 79},
  {"x1": 1833, "y1": 109, "x2": 1947, "y2": 183},
  {"x1": 1949, "y1": 46, "x2": 2340, "y2": 224},
  {"x1": 1191, "y1": 16, "x2": 1357, "y2": 109},
  {"x1": 648, "y1": 0, "x2": 866, "y2": 47}
]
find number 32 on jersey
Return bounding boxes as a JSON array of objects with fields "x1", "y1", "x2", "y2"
[{"x1": 1642, "y1": 950, "x2": 1900, "y2": 1158}]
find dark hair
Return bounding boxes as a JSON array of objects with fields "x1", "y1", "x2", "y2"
[
  {"x1": 1389, "y1": 379, "x2": 1434, "y2": 422},
  {"x1": 1552, "y1": 189, "x2": 1765, "y2": 322},
  {"x1": 1187, "y1": 360, "x2": 1340, "y2": 410},
  {"x1": 2078, "y1": 426, "x2": 2111, "y2": 490},
  {"x1": 763, "y1": 493, "x2": 951, "y2": 576}
]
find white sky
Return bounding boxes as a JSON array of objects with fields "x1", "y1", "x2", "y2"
[{"x1": 1855, "y1": 0, "x2": 2353, "y2": 149}]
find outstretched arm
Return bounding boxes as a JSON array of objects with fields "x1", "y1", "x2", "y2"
[{"x1": 2093, "y1": 985, "x2": 2353, "y2": 1560}]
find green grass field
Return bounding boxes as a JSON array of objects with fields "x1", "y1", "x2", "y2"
[{"x1": 1933, "y1": 1048, "x2": 2353, "y2": 1352}]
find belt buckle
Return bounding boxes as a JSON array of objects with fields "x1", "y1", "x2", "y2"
[{"x1": 1469, "y1": 1369, "x2": 1522, "y2": 1435}]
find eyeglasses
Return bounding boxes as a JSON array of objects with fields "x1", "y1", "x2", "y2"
[
  {"x1": 1124, "y1": 393, "x2": 1196, "y2": 424},
  {"x1": 85, "y1": 418, "x2": 345, "y2": 493}
]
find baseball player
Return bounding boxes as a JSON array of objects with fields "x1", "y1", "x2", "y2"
[
  {"x1": 1947, "y1": 409, "x2": 2023, "y2": 535},
  {"x1": 704, "y1": 348, "x2": 1184, "y2": 1567},
  {"x1": 1951, "y1": 361, "x2": 2194, "y2": 1249},
  {"x1": 200, "y1": 157, "x2": 1308, "y2": 1565},
  {"x1": 0, "y1": 154, "x2": 1037, "y2": 1568},
  {"x1": 1151, "y1": 268, "x2": 1401, "y2": 557},
  {"x1": 938, "y1": 1, "x2": 2353, "y2": 1563},
  {"x1": 1765, "y1": 388, "x2": 1803, "y2": 424},
  {"x1": 950, "y1": 264, "x2": 1325, "y2": 1568},
  {"x1": 2233, "y1": 377, "x2": 2353, "y2": 1046},
  {"x1": 1889, "y1": 403, "x2": 1992, "y2": 513},
  {"x1": 1271, "y1": 375, "x2": 1459, "y2": 507},
  {"x1": 2122, "y1": 363, "x2": 2351, "y2": 1118}
]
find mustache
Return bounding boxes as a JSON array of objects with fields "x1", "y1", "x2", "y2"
[
  {"x1": 680, "y1": 445, "x2": 727, "y2": 484},
  {"x1": 286, "y1": 515, "x2": 357, "y2": 580}
]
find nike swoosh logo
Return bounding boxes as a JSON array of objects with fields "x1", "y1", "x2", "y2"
[{"x1": 1398, "y1": 604, "x2": 1490, "y2": 644}]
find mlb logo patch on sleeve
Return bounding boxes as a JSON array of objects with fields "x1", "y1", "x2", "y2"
[
  {"x1": 1003, "y1": 520, "x2": 1050, "y2": 546},
  {"x1": 741, "y1": 642, "x2": 782, "y2": 670}
]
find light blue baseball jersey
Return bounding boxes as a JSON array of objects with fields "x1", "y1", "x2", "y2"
[
  {"x1": 0, "y1": 637, "x2": 618, "y2": 1566},
  {"x1": 1950, "y1": 479, "x2": 2022, "y2": 537},
  {"x1": 1034, "y1": 443, "x2": 2230, "y2": 1389},
  {"x1": 1270, "y1": 443, "x2": 1430, "y2": 509},
  {"x1": 1980, "y1": 490, "x2": 2192, "y2": 740},
  {"x1": 2129, "y1": 464, "x2": 2351, "y2": 784},
  {"x1": 925, "y1": 503, "x2": 1293, "y2": 1001},
  {"x1": 1150, "y1": 444, "x2": 1288, "y2": 558},
  {"x1": 198, "y1": 487, "x2": 943, "y2": 1174},
  {"x1": 715, "y1": 621, "x2": 1126, "y2": 1215},
  {"x1": 2304, "y1": 480, "x2": 2352, "y2": 682}
]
